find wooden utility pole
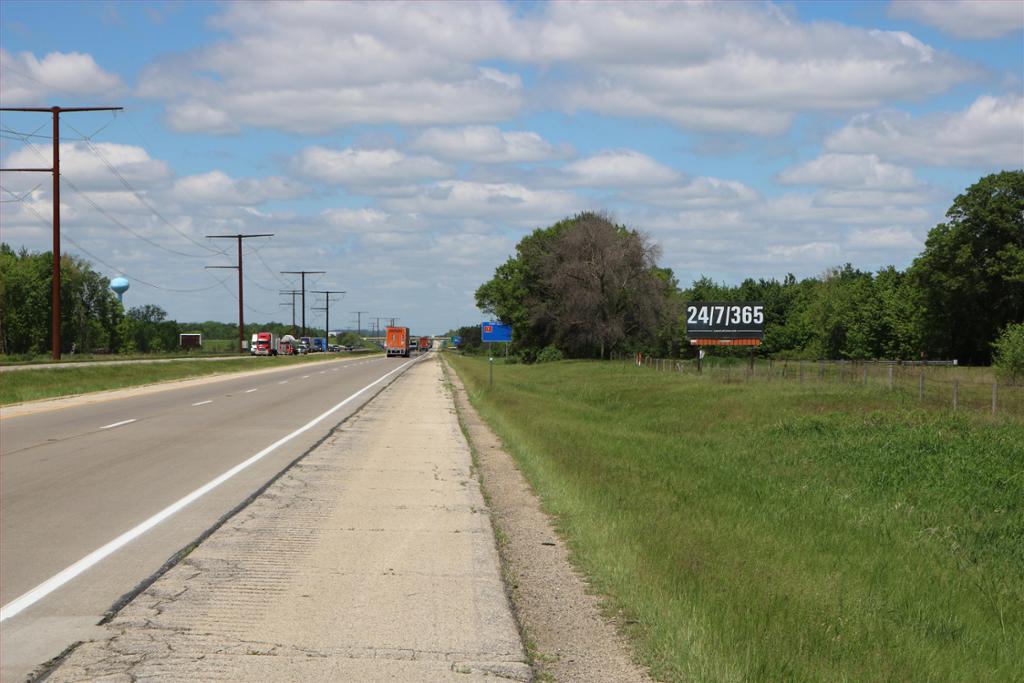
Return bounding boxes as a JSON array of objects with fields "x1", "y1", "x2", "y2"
[
  {"x1": 206, "y1": 233, "x2": 273, "y2": 352},
  {"x1": 310, "y1": 290, "x2": 345, "y2": 343},
  {"x1": 1, "y1": 105, "x2": 123, "y2": 359},
  {"x1": 280, "y1": 270, "x2": 325, "y2": 336}
]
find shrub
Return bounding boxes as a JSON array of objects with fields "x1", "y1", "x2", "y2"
[
  {"x1": 993, "y1": 322, "x2": 1024, "y2": 383},
  {"x1": 536, "y1": 345, "x2": 564, "y2": 363}
]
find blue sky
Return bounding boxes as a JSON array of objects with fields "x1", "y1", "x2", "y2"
[{"x1": 1, "y1": 1, "x2": 1021, "y2": 334}]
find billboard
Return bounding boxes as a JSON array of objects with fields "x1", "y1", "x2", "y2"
[
  {"x1": 685, "y1": 302, "x2": 764, "y2": 342},
  {"x1": 481, "y1": 321, "x2": 513, "y2": 343}
]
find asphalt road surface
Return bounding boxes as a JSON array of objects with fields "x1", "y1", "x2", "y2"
[{"x1": 0, "y1": 353, "x2": 423, "y2": 682}]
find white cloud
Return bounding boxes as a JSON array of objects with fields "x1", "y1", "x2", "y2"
[
  {"x1": 824, "y1": 94, "x2": 1024, "y2": 167},
  {"x1": 561, "y1": 150, "x2": 680, "y2": 187},
  {"x1": 778, "y1": 153, "x2": 919, "y2": 189},
  {"x1": 173, "y1": 170, "x2": 305, "y2": 205},
  {"x1": 634, "y1": 177, "x2": 760, "y2": 208},
  {"x1": 409, "y1": 126, "x2": 571, "y2": 163},
  {"x1": 846, "y1": 226, "x2": 921, "y2": 249},
  {"x1": 292, "y1": 147, "x2": 453, "y2": 186},
  {"x1": 538, "y1": 2, "x2": 975, "y2": 134},
  {"x1": 134, "y1": 2, "x2": 975, "y2": 136},
  {"x1": 166, "y1": 102, "x2": 240, "y2": 135},
  {"x1": 0, "y1": 49, "x2": 124, "y2": 104},
  {"x1": 137, "y1": 3, "x2": 525, "y2": 134},
  {"x1": 383, "y1": 180, "x2": 579, "y2": 223},
  {"x1": 4, "y1": 142, "x2": 171, "y2": 192},
  {"x1": 889, "y1": 0, "x2": 1024, "y2": 39}
]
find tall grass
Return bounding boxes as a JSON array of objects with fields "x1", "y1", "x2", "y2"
[{"x1": 450, "y1": 356, "x2": 1024, "y2": 682}]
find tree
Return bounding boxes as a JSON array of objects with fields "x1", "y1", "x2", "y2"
[
  {"x1": 536, "y1": 213, "x2": 674, "y2": 358},
  {"x1": 125, "y1": 304, "x2": 178, "y2": 352},
  {"x1": 0, "y1": 245, "x2": 50, "y2": 355},
  {"x1": 0, "y1": 245, "x2": 124, "y2": 355},
  {"x1": 911, "y1": 170, "x2": 1024, "y2": 364},
  {"x1": 476, "y1": 212, "x2": 678, "y2": 360},
  {"x1": 992, "y1": 322, "x2": 1024, "y2": 383}
]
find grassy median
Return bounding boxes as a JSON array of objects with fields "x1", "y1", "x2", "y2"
[
  {"x1": 0, "y1": 352, "x2": 380, "y2": 406},
  {"x1": 449, "y1": 355, "x2": 1024, "y2": 683}
]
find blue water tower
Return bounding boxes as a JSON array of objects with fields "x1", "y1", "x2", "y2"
[{"x1": 110, "y1": 277, "x2": 130, "y2": 303}]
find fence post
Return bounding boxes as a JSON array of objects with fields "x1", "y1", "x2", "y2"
[
  {"x1": 888, "y1": 365, "x2": 893, "y2": 390},
  {"x1": 863, "y1": 364, "x2": 868, "y2": 385},
  {"x1": 799, "y1": 361, "x2": 804, "y2": 383},
  {"x1": 953, "y1": 379, "x2": 959, "y2": 410},
  {"x1": 919, "y1": 371, "x2": 925, "y2": 401},
  {"x1": 992, "y1": 381, "x2": 997, "y2": 415}
]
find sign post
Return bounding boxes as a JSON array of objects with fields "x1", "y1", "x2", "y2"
[
  {"x1": 685, "y1": 302, "x2": 765, "y2": 373},
  {"x1": 481, "y1": 321, "x2": 513, "y2": 389}
]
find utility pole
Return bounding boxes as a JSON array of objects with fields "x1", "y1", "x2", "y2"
[
  {"x1": 206, "y1": 233, "x2": 273, "y2": 353},
  {"x1": 1, "y1": 105, "x2": 123, "y2": 359},
  {"x1": 351, "y1": 311, "x2": 368, "y2": 336},
  {"x1": 310, "y1": 290, "x2": 345, "y2": 344},
  {"x1": 279, "y1": 290, "x2": 300, "y2": 335},
  {"x1": 280, "y1": 270, "x2": 325, "y2": 337}
]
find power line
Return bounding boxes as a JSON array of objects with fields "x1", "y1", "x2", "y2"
[
  {"x1": 2, "y1": 185, "x2": 229, "y2": 293},
  {"x1": 4, "y1": 128, "x2": 218, "y2": 259},
  {"x1": 67, "y1": 126, "x2": 226, "y2": 256},
  {"x1": 61, "y1": 176, "x2": 214, "y2": 258}
]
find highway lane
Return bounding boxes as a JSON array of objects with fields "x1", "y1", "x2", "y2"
[{"x1": 0, "y1": 353, "x2": 423, "y2": 682}]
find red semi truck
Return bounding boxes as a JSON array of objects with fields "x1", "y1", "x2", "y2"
[
  {"x1": 253, "y1": 331, "x2": 278, "y2": 356},
  {"x1": 418, "y1": 336, "x2": 431, "y2": 352},
  {"x1": 385, "y1": 326, "x2": 410, "y2": 358}
]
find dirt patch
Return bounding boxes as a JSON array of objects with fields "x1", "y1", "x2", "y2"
[{"x1": 444, "y1": 359, "x2": 656, "y2": 683}]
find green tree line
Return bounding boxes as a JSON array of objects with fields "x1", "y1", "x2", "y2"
[
  {"x1": 475, "y1": 171, "x2": 1023, "y2": 365},
  {"x1": 0, "y1": 244, "x2": 331, "y2": 358}
]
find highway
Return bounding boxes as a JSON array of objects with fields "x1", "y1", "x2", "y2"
[{"x1": 0, "y1": 353, "x2": 421, "y2": 682}]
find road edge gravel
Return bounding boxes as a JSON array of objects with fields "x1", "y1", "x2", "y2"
[{"x1": 442, "y1": 357, "x2": 657, "y2": 683}]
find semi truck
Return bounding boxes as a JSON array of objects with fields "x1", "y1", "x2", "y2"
[
  {"x1": 385, "y1": 326, "x2": 410, "y2": 358},
  {"x1": 253, "y1": 331, "x2": 279, "y2": 356},
  {"x1": 418, "y1": 336, "x2": 431, "y2": 352}
]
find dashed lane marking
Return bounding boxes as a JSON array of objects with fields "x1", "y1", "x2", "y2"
[
  {"x1": 192, "y1": 400, "x2": 213, "y2": 407},
  {"x1": 100, "y1": 419, "x2": 137, "y2": 430}
]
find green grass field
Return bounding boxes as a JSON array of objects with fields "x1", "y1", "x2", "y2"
[
  {"x1": 450, "y1": 355, "x2": 1024, "y2": 683},
  {"x1": 0, "y1": 352, "x2": 380, "y2": 406}
]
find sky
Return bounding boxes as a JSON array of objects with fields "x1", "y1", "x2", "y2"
[{"x1": 1, "y1": 0, "x2": 1022, "y2": 335}]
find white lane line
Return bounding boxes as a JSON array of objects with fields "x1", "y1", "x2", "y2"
[
  {"x1": 318, "y1": 371, "x2": 326, "y2": 375},
  {"x1": 0, "y1": 354, "x2": 423, "y2": 622},
  {"x1": 245, "y1": 388, "x2": 258, "y2": 394},
  {"x1": 301, "y1": 375, "x2": 310, "y2": 379},
  {"x1": 99, "y1": 419, "x2": 136, "y2": 430},
  {"x1": 192, "y1": 400, "x2": 213, "y2": 407},
  {"x1": 278, "y1": 380, "x2": 288, "y2": 385}
]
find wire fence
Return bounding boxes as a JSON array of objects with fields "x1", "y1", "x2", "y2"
[{"x1": 622, "y1": 355, "x2": 1022, "y2": 417}]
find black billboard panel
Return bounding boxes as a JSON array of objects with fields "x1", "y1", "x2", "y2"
[{"x1": 685, "y1": 302, "x2": 764, "y2": 340}]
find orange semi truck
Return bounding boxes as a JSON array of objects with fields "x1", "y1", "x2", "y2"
[
  {"x1": 385, "y1": 326, "x2": 410, "y2": 358},
  {"x1": 418, "y1": 336, "x2": 431, "y2": 352}
]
